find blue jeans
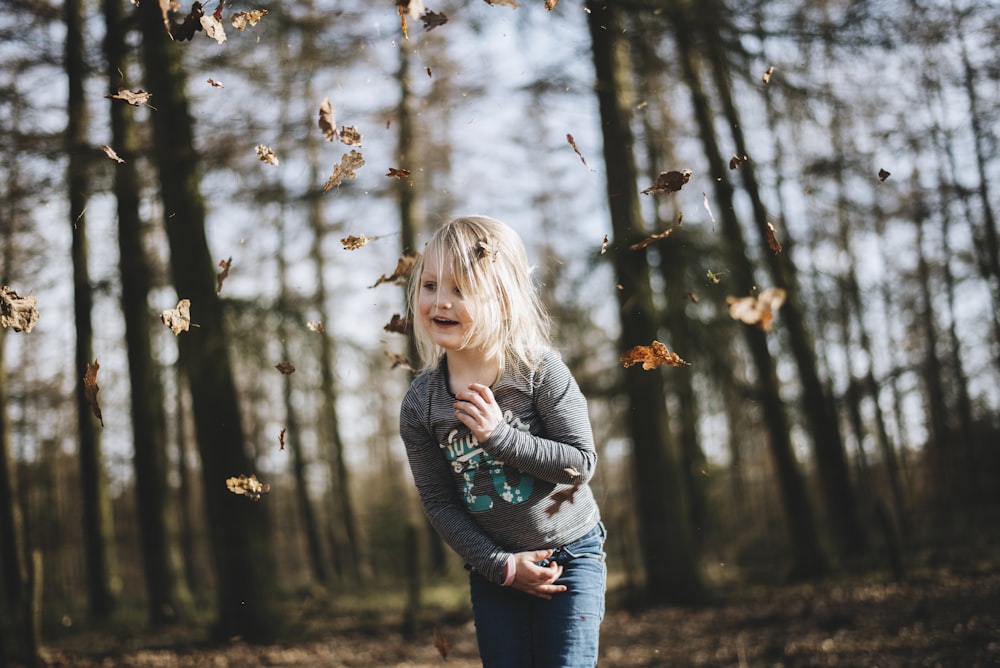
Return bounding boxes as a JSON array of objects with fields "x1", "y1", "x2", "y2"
[{"x1": 469, "y1": 522, "x2": 607, "y2": 668}]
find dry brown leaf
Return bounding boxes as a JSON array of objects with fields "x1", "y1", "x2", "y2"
[
  {"x1": 307, "y1": 320, "x2": 324, "y2": 333},
  {"x1": 483, "y1": 0, "x2": 519, "y2": 7},
  {"x1": 567, "y1": 133, "x2": 594, "y2": 171},
  {"x1": 396, "y1": 0, "x2": 425, "y2": 38},
  {"x1": 762, "y1": 66, "x2": 775, "y2": 84},
  {"x1": 318, "y1": 97, "x2": 338, "y2": 142},
  {"x1": 101, "y1": 145, "x2": 125, "y2": 164},
  {"x1": 160, "y1": 299, "x2": 191, "y2": 335},
  {"x1": 545, "y1": 0, "x2": 559, "y2": 8},
  {"x1": 105, "y1": 88, "x2": 153, "y2": 107},
  {"x1": 207, "y1": 78, "x2": 224, "y2": 88},
  {"x1": 255, "y1": 144, "x2": 279, "y2": 166},
  {"x1": 386, "y1": 167, "x2": 411, "y2": 178},
  {"x1": 278, "y1": 428, "x2": 286, "y2": 451},
  {"x1": 339, "y1": 125, "x2": 362, "y2": 146},
  {"x1": 766, "y1": 223, "x2": 783, "y2": 254},
  {"x1": 231, "y1": 8, "x2": 268, "y2": 30},
  {"x1": 600, "y1": 234, "x2": 609, "y2": 255},
  {"x1": 225, "y1": 474, "x2": 270, "y2": 501},
  {"x1": 642, "y1": 169, "x2": 691, "y2": 196},
  {"x1": 545, "y1": 483, "x2": 581, "y2": 516},
  {"x1": 216, "y1": 257, "x2": 232, "y2": 294},
  {"x1": 385, "y1": 350, "x2": 415, "y2": 372},
  {"x1": 323, "y1": 150, "x2": 365, "y2": 191},
  {"x1": 371, "y1": 251, "x2": 418, "y2": 287},
  {"x1": 340, "y1": 234, "x2": 369, "y2": 250},
  {"x1": 275, "y1": 361, "x2": 296, "y2": 375},
  {"x1": 199, "y1": 12, "x2": 226, "y2": 43},
  {"x1": 83, "y1": 359, "x2": 104, "y2": 426},
  {"x1": 170, "y1": 2, "x2": 204, "y2": 41},
  {"x1": 384, "y1": 313, "x2": 412, "y2": 335},
  {"x1": 422, "y1": 10, "x2": 448, "y2": 30},
  {"x1": 726, "y1": 287, "x2": 787, "y2": 332},
  {"x1": 878, "y1": 168, "x2": 891, "y2": 182},
  {"x1": 620, "y1": 340, "x2": 690, "y2": 370},
  {"x1": 0, "y1": 286, "x2": 40, "y2": 333},
  {"x1": 629, "y1": 213, "x2": 683, "y2": 251},
  {"x1": 729, "y1": 154, "x2": 748, "y2": 170}
]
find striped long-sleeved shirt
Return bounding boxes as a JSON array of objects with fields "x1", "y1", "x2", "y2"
[{"x1": 400, "y1": 348, "x2": 601, "y2": 584}]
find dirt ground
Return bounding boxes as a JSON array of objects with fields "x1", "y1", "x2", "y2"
[{"x1": 38, "y1": 567, "x2": 1000, "y2": 667}]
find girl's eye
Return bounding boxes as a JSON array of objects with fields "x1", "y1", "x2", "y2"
[{"x1": 423, "y1": 282, "x2": 436, "y2": 291}]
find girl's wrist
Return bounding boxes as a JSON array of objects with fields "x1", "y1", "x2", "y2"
[{"x1": 500, "y1": 554, "x2": 516, "y2": 586}]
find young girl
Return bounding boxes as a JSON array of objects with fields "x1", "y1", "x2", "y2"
[{"x1": 399, "y1": 215, "x2": 606, "y2": 667}]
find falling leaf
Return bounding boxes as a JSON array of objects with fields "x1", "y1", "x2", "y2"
[
  {"x1": 385, "y1": 350, "x2": 415, "y2": 372},
  {"x1": 318, "y1": 97, "x2": 338, "y2": 142},
  {"x1": 703, "y1": 192, "x2": 716, "y2": 226},
  {"x1": 83, "y1": 359, "x2": 104, "y2": 426},
  {"x1": 341, "y1": 234, "x2": 369, "y2": 250},
  {"x1": 766, "y1": 223, "x2": 783, "y2": 254},
  {"x1": 483, "y1": 0, "x2": 519, "y2": 7},
  {"x1": 685, "y1": 291, "x2": 700, "y2": 303},
  {"x1": 255, "y1": 144, "x2": 279, "y2": 166},
  {"x1": 475, "y1": 238, "x2": 497, "y2": 261},
  {"x1": 0, "y1": 286, "x2": 40, "y2": 333},
  {"x1": 386, "y1": 167, "x2": 411, "y2": 178},
  {"x1": 433, "y1": 627, "x2": 451, "y2": 660},
  {"x1": 371, "y1": 251, "x2": 418, "y2": 287},
  {"x1": 160, "y1": 299, "x2": 191, "y2": 335},
  {"x1": 878, "y1": 168, "x2": 891, "y2": 182},
  {"x1": 275, "y1": 361, "x2": 296, "y2": 375},
  {"x1": 729, "y1": 154, "x2": 748, "y2": 170},
  {"x1": 324, "y1": 150, "x2": 365, "y2": 191},
  {"x1": 422, "y1": 10, "x2": 448, "y2": 30},
  {"x1": 207, "y1": 78, "x2": 224, "y2": 88},
  {"x1": 545, "y1": 0, "x2": 559, "y2": 8},
  {"x1": 384, "y1": 313, "x2": 412, "y2": 335},
  {"x1": 425, "y1": 66, "x2": 432, "y2": 77},
  {"x1": 726, "y1": 287, "x2": 787, "y2": 332},
  {"x1": 199, "y1": 12, "x2": 226, "y2": 43},
  {"x1": 620, "y1": 340, "x2": 690, "y2": 370},
  {"x1": 100, "y1": 145, "x2": 125, "y2": 164},
  {"x1": 105, "y1": 88, "x2": 153, "y2": 107},
  {"x1": 600, "y1": 234, "x2": 609, "y2": 255},
  {"x1": 566, "y1": 134, "x2": 594, "y2": 171},
  {"x1": 629, "y1": 213, "x2": 683, "y2": 251},
  {"x1": 231, "y1": 9, "x2": 268, "y2": 30},
  {"x1": 545, "y1": 483, "x2": 581, "y2": 516},
  {"x1": 706, "y1": 269, "x2": 725, "y2": 284},
  {"x1": 278, "y1": 428, "x2": 286, "y2": 451},
  {"x1": 225, "y1": 474, "x2": 270, "y2": 501},
  {"x1": 762, "y1": 66, "x2": 774, "y2": 84},
  {"x1": 642, "y1": 169, "x2": 691, "y2": 196},
  {"x1": 307, "y1": 320, "x2": 324, "y2": 333},
  {"x1": 169, "y1": 1, "x2": 204, "y2": 41},
  {"x1": 396, "y1": 0, "x2": 425, "y2": 38},
  {"x1": 216, "y1": 257, "x2": 232, "y2": 294},
  {"x1": 339, "y1": 125, "x2": 362, "y2": 146}
]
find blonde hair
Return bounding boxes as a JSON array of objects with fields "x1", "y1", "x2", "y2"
[{"x1": 408, "y1": 215, "x2": 552, "y2": 377}]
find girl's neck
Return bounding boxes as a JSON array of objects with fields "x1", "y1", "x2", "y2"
[{"x1": 444, "y1": 348, "x2": 501, "y2": 394}]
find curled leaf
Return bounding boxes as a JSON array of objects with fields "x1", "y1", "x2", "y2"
[
  {"x1": 216, "y1": 257, "x2": 232, "y2": 294},
  {"x1": 766, "y1": 223, "x2": 783, "y2": 254},
  {"x1": 384, "y1": 313, "x2": 412, "y2": 335},
  {"x1": 340, "y1": 234, "x2": 369, "y2": 250},
  {"x1": 642, "y1": 169, "x2": 691, "y2": 196},
  {"x1": 255, "y1": 144, "x2": 279, "y2": 166},
  {"x1": 620, "y1": 340, "x2": 690, "y2": 370},
  {"x1": 323, "y1": 150, "x2": 365, "y2": 191},
  {"x1": 225, "y1": 474, "x2": 270, "y2": 501},
  {"x1": 726, "y1": 287, "x2": 787, "y2": 332},
  {"x1": 371, "y1": 251, "x2": 418, "y2": 287},
  {"x1": 1, "y1": 286, "x2": 40, "y2": 333},
  {"x1": 275, "y1": 361, "x2": 296, "y2": 375},
  {"x1": 101, "y1": 145, "x2": 125, "y2": 164},
  {"x1": 105, "y1": 88, "x2": 153, "y2": 107},
  {"x1": 83, "y1": 359, "x2": 104, "y2": 426},
  {"x1": 160, "y1": 299, "x2": 191, "y2": 335},
  {"x1": 231, "y1": 9, "x2": 268, "y2": 30}
]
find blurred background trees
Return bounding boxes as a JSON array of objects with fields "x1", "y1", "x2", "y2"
[{"x1": 0, "y1": 0, "x2": 998, "y2": 657}]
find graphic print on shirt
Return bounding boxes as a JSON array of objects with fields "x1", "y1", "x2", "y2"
[{"x1": 441, "y1": 410, "x2": 534, "y2": 511}]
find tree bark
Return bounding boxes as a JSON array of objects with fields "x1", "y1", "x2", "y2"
[
  {"x1": 66, "y1": 0, "x2": 117, "y2": 619},
  {"x1": 587, "y1": 0, "x2": 707, "y2": 605},
  {"x1": 137, "y1": 1, "x2": 278, "y2": 639}
]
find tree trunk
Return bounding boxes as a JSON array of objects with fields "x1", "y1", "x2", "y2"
[
  {"x1": 66, "y1": 0, "x2": 117, "y2": 619},
  {"x1": 103, "y1": 0, "x2": 190, "y2": 626},
  {"x1": 587, "y1": 0, "x2": 707, "y2": 605},
  {"x1": 137, "y1": 1, "x2": 277, "y2": 639},
  {"x1": 670, "y1": 3, "x2": 828, "y2": 578}
]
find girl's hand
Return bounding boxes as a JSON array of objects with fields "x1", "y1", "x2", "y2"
[
  {"x1": 454, "y1": 383, "x2": 503, "y2": 442},
  {"x1": 509, "y1": 549, "x2": 566, "y2": 600}
]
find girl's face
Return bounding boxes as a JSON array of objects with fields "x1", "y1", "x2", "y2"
[{"x1": 417, "y1": 251, "x2": 475, "y2": 353}]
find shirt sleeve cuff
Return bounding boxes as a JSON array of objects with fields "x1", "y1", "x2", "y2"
[{"x1": 500, "y1": 554, "x2": 516, "y2": 586}]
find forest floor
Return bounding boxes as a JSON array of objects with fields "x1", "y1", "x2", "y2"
[{"x1": 35, "y1": 560, "x2": 1000, "y2": 667}]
